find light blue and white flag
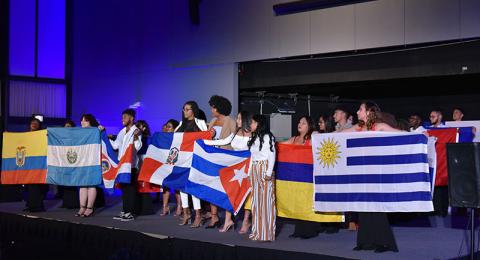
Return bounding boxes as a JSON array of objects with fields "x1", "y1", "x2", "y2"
[
  {"x1": 46, "y1": 127, "x2": 102, "y2": 186},
  {"x1": 312, "y1": 132, "x2": 434, "y2": 212}
]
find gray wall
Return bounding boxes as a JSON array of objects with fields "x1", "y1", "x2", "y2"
[{"x1": 72, "y1": 0, "x2": 480, "y2": 132}]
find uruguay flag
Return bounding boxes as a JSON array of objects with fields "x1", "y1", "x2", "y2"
[
  {"x1": 185, "y1": 140, "x2": 251, "y2": 215},
  {"x1": 137, "y1": 131, "x2": 211, "y2": 190},
  {"x1": 312, "y1": 132, "x2": 434, "y2": 213},
  {"x1": 101, "y1": 131, "x2": 133, "y2": 188},
  {"x1": 46, "y1": 127, "x2": 102, "y2": 186}
]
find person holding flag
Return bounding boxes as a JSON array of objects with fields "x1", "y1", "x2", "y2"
[
  {"x1": 104, "y1": 108, "x2": 142, "y2": 222},
  {"x1": 247, "y1": 114, "x2": 276, "y2": 242},
  {"x1": 204, "y1": 95, "x2": 237, "y2": 229},
  {"x1": 175, "y1": 101, "x2": 208, "y2": 228},
  {"x1": 203, "y1": 110, "x2": 253, "y2": 233},
  {"x1": 75, "y1": 114, "x2": 105, "y2": 217},
  {"x1": 342, "y1": 101, "x2": 403, "y2": 253},
  {"x1": 159, "y1": 119, "x2": 182, "y2": 217}
]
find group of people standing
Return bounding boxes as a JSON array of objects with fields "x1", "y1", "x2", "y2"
[{"x1": 19, "y1": 97, "x2": 468, "y2": 250}]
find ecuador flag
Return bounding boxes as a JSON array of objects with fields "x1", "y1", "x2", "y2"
[
  {"x1": 1, "y1": 130, "x2": 47, "y2": 184},
  {"x1": 275, "y1": 143, "x2": 343, "y2": 222}
]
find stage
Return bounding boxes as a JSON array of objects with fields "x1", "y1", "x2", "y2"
[{"x1": 0, "y1": 195, "x2": 476, "y2": 260}]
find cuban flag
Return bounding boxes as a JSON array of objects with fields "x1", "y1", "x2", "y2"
[
  {"x1": 185, "y1": 140, "x2": 251, "y2": 215},
  {"x1": 101, "y1": 131, "x2": 133, "y2": 188},
  {"x1": 137, "y1": 131, "x2": 211, "y2": 190},
  {"x1": 46, "y1": 127, "x2": 102, "y2": 186},
  {"x1": 312, "y1": 132, "x2": 434, "y2": 213}
]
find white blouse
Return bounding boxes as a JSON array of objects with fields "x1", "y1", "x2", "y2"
[
  {"x1": 203, "y1": 133, "x2": 249, "y2": 151},
  {"x1": 249, "y1": 135, "x2": 276, "y2": 177}
]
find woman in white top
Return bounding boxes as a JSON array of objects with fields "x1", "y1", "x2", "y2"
[
  {"x1": 204, "y1": 111, "x2": 252, "y2": 232},
  {"x1": 205, "y1": 96, "x2": 237, "y2": 229},
  {"x1": 247, "y1": 114, "x2": 276, "y2": 241},
  {"x1": 175, "y1": 101, "x2": 208, "y2": 228}
]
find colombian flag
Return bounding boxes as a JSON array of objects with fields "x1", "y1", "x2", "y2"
[
  {"x1": 1, "y1": 130, "x2": 47, "y2": 184},
  {"x1": 276, "y1": 143, "x2": 343, "y2": 222}
]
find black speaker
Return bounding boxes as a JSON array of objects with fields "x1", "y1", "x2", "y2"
[{"x1": 446, "y1": 143, "x2": 480, "y2": 208}]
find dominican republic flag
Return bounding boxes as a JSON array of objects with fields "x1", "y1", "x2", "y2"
[
  {"x1": 185, "y1": 140, "x2": 251, "y2": 215},
  {"x1": 312, "y1": 132, "x2": 434, "y2": 213},
  {"x1": 101, "y1": 131, "x2": 133, "y2": 188},
  {"x1": 137, "y1": 131, "x2": 211, "y2": 190},
  {"x1": 1, "y1": 130, "x2": 48, "y2": 184},
  {"x1": 46, "y1": 128, "x2": 102, "y2": 186}
]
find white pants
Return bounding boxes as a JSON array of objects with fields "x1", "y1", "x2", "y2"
[{"x1": 180, "y1": 191, "x2": 201, "y2": 210}]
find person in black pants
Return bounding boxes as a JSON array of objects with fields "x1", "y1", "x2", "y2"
[
  {"x1": 23, "y1": 117, "x2": 46, "y2": 212},
  {"x1": 102, "y1": 109, "x2": 142, "y2": 221}
]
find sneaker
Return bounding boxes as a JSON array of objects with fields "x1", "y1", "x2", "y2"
[
  {"x1": 121, "y1": 212, "x2": 135, "y2": 221},
  {"x1": 113, "y1": 211, "x2": 125, "y2": 220}
]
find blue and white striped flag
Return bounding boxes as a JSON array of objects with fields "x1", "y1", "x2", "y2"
[
  {"x1": 312, "y1": 132, "x2": 434, "y2": 212},
  {"x1": 46, "y1": 127, "x2": 102, "y2": 186}
]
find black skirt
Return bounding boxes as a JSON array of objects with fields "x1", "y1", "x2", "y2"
[{"x1": 356, "y1": 212, "x2": 398, "y2": 251}]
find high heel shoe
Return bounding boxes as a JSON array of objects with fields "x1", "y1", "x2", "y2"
[
  {"x1": 174, "y1": 206, "x2": 182, "y2": 217},
  {"x1": 179, "y1": 214, "x2": 192, "y2": 226},
  {"x1": 81, "y1": 207, "x2": 95, "y2": 217},
  {"x1": 219, "y1": 222, "x2": 235, "y2": 233},
  {"x1": 75, "y1": 205, "x2": 86, "y2": 217},
  {"x1": 205, "y1": 214, "x2": 221, "y2": 229},
  {"x1": 238, "y1": 222, "x2": 251, "y2": 234},
  {"x1": 160, "y1": 206, "x2": 170, "y2": 216},
  {"x1": 190, "y1": 216, "x2": 204, "y2": 228}
]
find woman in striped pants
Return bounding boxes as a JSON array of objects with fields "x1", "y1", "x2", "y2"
[{"x1": 247, "y1": 115, "x2": 276, "y2": 241}]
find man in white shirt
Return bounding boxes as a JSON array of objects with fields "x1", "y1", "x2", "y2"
[
  {"x1": 108, "y1": 109, "x2": 142, "y2": 221},
  {"x1": 429, "y1": 109, "x2": 446, "y2": 128}
]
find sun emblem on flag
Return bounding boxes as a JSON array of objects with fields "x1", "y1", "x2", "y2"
[
  {"x1": 67, "y1": 150, "x2": 78, "y2": 164},
  {"x1": 16, "y1": 146, "x2": 26, "y2": 167},
  {"x1": 316, "y1": 138, "x2": 341, "y2": 168},
  {"x1": 166, "y1": 147, "x2": 179, "y2": 165}
]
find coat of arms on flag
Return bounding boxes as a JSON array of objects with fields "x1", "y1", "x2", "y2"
[
  {"x1": 101, "y1": 131, "x2": 133, "y2": 188},
  {"x1": 137, "y1": 131, "x2": 211, "y2": 190},
  {"x1": 184, "y1": 140, "x2": 251, "y2": 215},
  {"x1": 312, "y1": 132, "x2": 434, "y2": 213}
]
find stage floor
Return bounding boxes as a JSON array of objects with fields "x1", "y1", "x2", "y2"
[{"x1": 0, "y1": 196, "x2": 474, "y2": 260}]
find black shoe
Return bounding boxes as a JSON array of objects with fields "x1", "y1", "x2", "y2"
[
  {"x1": 325, "y1": 226, "x2": 339, "y2": 234},
  {"x1": 205, "y1": 220, "x2": 222, "y2": 229},
  {"x1": 121, "y1": 212, "x2": 135, "y2": 221},
  {"x1": 374, "y1": 245, "x2": 398, "y2": 253},
  {"x1": 353, "y1": 244, "x2": 376, "y2": 251}
]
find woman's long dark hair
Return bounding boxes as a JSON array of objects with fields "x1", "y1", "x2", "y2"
[
  {"x1": 135, "y1": 120, "x2": 151, "y2": 137},
  {"x1": 296, "y1": 115, "x2": 315, "y2": 142},
  {"x1": 238, "y1": 111, "x2": 253, "y2": 133},
  {"x1": 248, "y1": 114, "x2": 275, "y2": 152},
  {"x1": 81, "y1": 114, "x2": 99, "y2": 127},
  {"x1": 177, "y1": 101, "x2": 200, "y2": 132},
  {"x1": 318, "y1": 114, "x2": 335, "y2": 133},
  {"x1": 358, "y1": 101, "x2": 380, "y2": 131}
]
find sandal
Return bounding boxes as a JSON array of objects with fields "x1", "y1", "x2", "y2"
[{"x1": 75, "y1": 205, "x2": 86, "y2": 217}]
